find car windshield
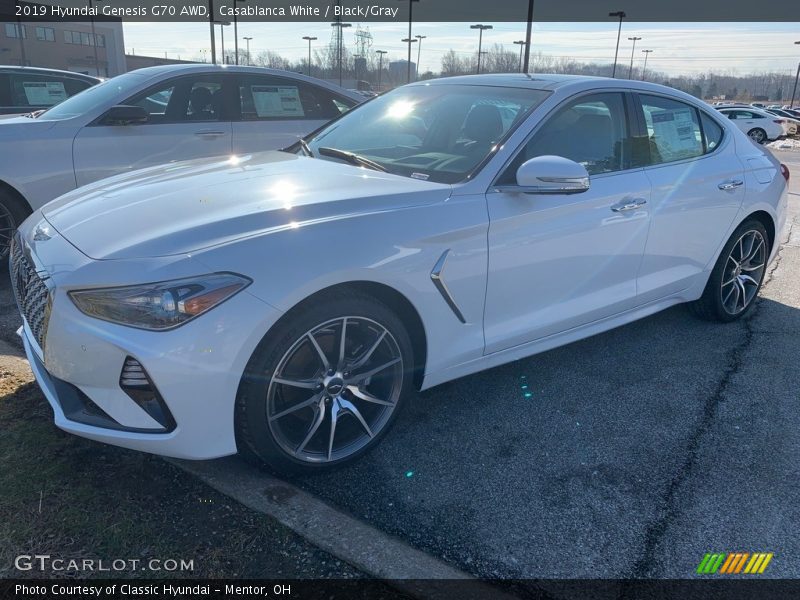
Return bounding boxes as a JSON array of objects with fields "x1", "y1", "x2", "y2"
[
  {"x1": 306, "y1": 84, "x2": 550, "y2": 184},
  {"x1": 37, "y1": 71, "x2": 149, "y2": 121}
]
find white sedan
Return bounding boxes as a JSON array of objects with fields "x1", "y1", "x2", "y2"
[
  {"x1": 13, "y1": 74, "x2": 788, "y2": 474},
  {"x1": 717, "y1": 106, "x2": 787, "y2": 143},
  {"x1": 0, "y1": 64, "x2": 361, "y2": 258}
]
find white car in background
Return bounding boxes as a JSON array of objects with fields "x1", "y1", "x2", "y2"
[
  {"x1": 0, "y1": 64, "x2": 361, "y2": 258},
  {"x1": 717, "y1": 106, "x2": 786, "y2": 143},
  {"x1": 12, "y1": 74, "x2": 788, "y2": 474},
  {"x1": 766, "y1": 108, "x2": 800, "y2": 135}
]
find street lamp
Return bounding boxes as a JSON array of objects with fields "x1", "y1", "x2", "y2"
[
  {"x1": 522, "y1": 0, "x2": 534, "y2": 73},
  {"x1": 302, "y1": 36, "x2": 317, "y2": 76},
  {"x1": 375, "y1": 49, "x2": 387, "y2": 90},
  {"x1": 88, "y1": 0, "x2": 102, "y2": 75},
  {"x1": 208, "y1": 0, "x2": 216, "y2": 64},
  {"x1": 627, "y1": 36, "x2": 641, "y2": 79},
  {"x1": 397, "y1": 0, "x2": 420, "y2": 84},
  {"x1": 415, "y1": 34, "x2": 426, "y2": 79},
  {"x1": 219, "y1": 22, "x2": 229, "y2": 64},
  {"x1": 232, "y1": 0, "x2": 251, "y2": 65},
  {"x1": 470, "y1": 24, "x2": 492, "y2": 74},
  {"x1": 513, "y1": 40, "x2": 526, "y2": 73},
  {"x1": 331, "y1": 22, "x2": 351, "y2": 87},
  {"x1": 791, "y1": 41, "x2": 800, "y2": 109},
  {"x1": 609, "y1": 11, "x2": 626, "y2": 78},
  {"x1": 641, "y1": 49, "x2": 652, "y2": 81},
  {"x1": 243, "y1": 36, "x2": 253, "y2": 66},
  {"x1": 401, "y1": 37, "x2": 418, "y2": 80}
]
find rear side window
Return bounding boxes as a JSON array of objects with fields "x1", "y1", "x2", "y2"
[
  {"x1": 700, "y1": 112, "x2": 724, "y2": 151},
  {"x1": 639, "y1": 94, "x2": 704, "y2": 165},
  {"x1": 236, "y1": 75, "x2": 355, "y2": 121},
  {"x1": 7, "y1": 74, "x2": 93, "y2": 109}
]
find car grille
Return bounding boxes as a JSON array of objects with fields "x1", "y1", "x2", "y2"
[{"x1": 10, "y1": 236, "x2": 51, "y2": 350}]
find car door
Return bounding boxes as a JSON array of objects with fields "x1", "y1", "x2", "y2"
[
  {"x1": 483, "y1": 91, "x2": 651, "y2": 353},
  {"x1": 231, "y1": 73, "x2": 355, "y2": 154},
  {"x1": 634, "y1": 94, "x2": 744, "y2": 302},
  {"x1": 72, "y1": 74, "x2": 233, "y2": 187}
]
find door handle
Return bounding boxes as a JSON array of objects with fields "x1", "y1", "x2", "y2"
[
  {"x1": 195, "y1": 130, "x2": 226, "y2": 137},
  {"x1": 718, "y1": 179, "x2": 744, "y2": 191},
  {"x1": 610, "y1": 198, "x2": 647, "y2": 212}
]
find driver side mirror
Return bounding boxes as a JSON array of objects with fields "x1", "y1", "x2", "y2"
[
  {"x1": 100, "y1": 105, "x2": 149, "y2": 126},
  {"x1": 501, "y1": 155, "x2": 590, "y2": 194}
]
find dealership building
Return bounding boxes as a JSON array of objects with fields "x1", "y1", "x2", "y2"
[{"x1": 1, "y1": 19, "x2": 126, "y2": 77}]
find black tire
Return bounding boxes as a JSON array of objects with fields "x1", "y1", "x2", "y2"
[
  {"x1": 235, "y1": 289, "x2": 414, "y2": 475},
  {"x1": 0, "y1": 188, "x2": 31, "y2": 265},
  {"x1": 747, "y1": 128, "x2": 767, "y2": 144},
  {"x1": 690, "y1": 219, "x2": 770, "y2": 322}
]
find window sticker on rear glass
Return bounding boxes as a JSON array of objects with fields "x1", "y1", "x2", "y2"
[
  {"x1": 251, "y1": 85, "x2": 304, "y2": 118},
  {"x1": 650, "y1": 107, "x2": 701, "y2": 159},
  {"x1": 22, "y1": 81, "x2": 67, "y2": 106}
]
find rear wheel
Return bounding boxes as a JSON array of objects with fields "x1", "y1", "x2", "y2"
[
  {"x1": 0, "y1": 188, "x2": 31, "y2": 263},
  {"x1": 747, "y1": 128, "x2": 767, "y2": 144},
  {"x1": 235, "y1": 290, "x2": 414, "y2": 475},
  {"x1": 690, "y1": 219, "x2": 769, "y2": 322}
]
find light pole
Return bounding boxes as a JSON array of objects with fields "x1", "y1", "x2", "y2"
[
  {"x1": 401, "y1": 37, "x2": 418, "y2": 80},
  {"x1": 791, "y1": 41, "x2": 800, "y2": 109},
  {"x1": 219, "y1": 22, "x2": 226, "y2": 64},
  {"x1": 415, "y1": 34, "x2": 426, "y2": 79},
  {"x1": 609, "y1": 11, "x2": 626, "y2": 78},
  {"x1": 627, "y1": 36, "x2": 641, "y2": 79},
  {"x1": 88, "y1": 0, "x2": 101, "y2": 75},
  {"x1": 523, "y1": 0, "x2": 534, "y2": 73},
  {"x1": 470, "y1": 24, "x2": 492, "y2": 74},
  {"x1": 641, "y1": 49, "x2": 652, "y2": 81},
  {"x1": 243, "y1": 36, "x2": 252, "y2": 66},
  {"x1": 513, "y1": 40, "x2": 526, "y2": 73},
  {"x1": 397, "y1": 0, "x2": 420, "y2": 84},
  {"x1": 233, "y1": 0, "x2": 246, "y2": 64},
  {"x1": 331, "y1": 22, "x2": 351, "y2": 87},
  {"x1": 208, "y1": 0, "x2": 216, "y2": 64},
  {"x1": 376, "y1": 49, "x2": 387, "y2": 90},
  {"x1": 302, "y1": 36, "x2": 317, "y2": 76}
]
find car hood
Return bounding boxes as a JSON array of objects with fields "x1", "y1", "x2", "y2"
[{"x1": 42, "y1": 151, "x2": 452, "y2": 260}]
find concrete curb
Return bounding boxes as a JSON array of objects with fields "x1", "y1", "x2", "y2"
[{"x1": 169, "y1": 457, "x2": 519, "y2": 600}]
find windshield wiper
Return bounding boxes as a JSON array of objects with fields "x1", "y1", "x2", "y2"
[
  {"x1": 318, "y1": 147, "x2": 387, "y2": 172},
  {"x1": 298, "y1": 138, "x2": 314, "y2": 157}
]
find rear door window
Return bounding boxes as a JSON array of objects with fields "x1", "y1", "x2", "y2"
[
  {"x1": 639, "y1": 94, "x2": 704, "y2": 164},
  {"x1": 7, "y1": 73, "x2": 93, "y2": 109},
  {"x1": 236, "y1": 74, "x2": 355, "y2": 121}
]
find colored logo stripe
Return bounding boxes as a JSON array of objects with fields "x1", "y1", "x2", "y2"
[{"x1": 697, "y1": 552, "x2": 773, "y2": 575}]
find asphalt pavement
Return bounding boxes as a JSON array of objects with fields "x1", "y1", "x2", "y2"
[{"x1": 1, "y1": 150, "x2": 798, "y2": 581}]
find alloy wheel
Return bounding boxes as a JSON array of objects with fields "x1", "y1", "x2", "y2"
[
  {"x1": 0, "y1": 203, "x2": 16, "y2": 261},
  {"x1": 748, "y1": 128, "x2": 766, "y2": 144},
  {"x1": 720, "y1": 229, "x2": 766, "y2": 315},
  {"x1": 266, "y1": 316, "x2": 403, "y2": 463}
]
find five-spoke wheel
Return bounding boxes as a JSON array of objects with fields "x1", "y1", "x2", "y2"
[
  {"x1": 236, "y1": 291, "x2": 413, "y2": 474},
  {"x1": 691, "y1": 219, "x2": 770, "y2": 322}
]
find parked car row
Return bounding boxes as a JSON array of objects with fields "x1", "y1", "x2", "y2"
[
  {"x1": 8, "y1": 71, "x2": 789, "y2": 474},
  {"x1": 0, "y1": 64, "x2": 362, "y2": 259},
  {"x1": 716, "y1": 105, "x2": 798, "y2": 143}
]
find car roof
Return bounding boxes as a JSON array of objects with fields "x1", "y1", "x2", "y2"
[
  {"x1": 408, "y1": 73, "x2": 712, "y2": 108},
  {"x1": 0, "y1": 65, "x2": 100, "y2": 82},
  {"x1": 126, "y1": 64, "x2": 363, "y2": 101}
]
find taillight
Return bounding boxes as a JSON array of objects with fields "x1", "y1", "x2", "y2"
[{"x1": 781, "y1": 164, "x2": 790, "y2": 181}]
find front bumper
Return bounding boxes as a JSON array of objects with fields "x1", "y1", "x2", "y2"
[{"x1": 15, "y1": 216, "x2": 281, "y2": 460}]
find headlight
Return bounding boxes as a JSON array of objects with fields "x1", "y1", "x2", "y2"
[{"x1": 68, "y1": 273, "x2": 252, "y2": 330}]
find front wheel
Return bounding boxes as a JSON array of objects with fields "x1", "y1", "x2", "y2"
[
  {"x1": 0, "y1": 189, "x2": 31, "y2": 263},
  {"x1": 690, "y1": 219, "x2": 769, "y2": 322},
  {"x1": 235, "y1": 290, "x2": 414, "y2": 475}
]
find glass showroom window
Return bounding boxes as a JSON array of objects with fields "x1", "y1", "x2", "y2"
[{"x1": 5, "y1": 23, "x2": 26, "y2": 39}]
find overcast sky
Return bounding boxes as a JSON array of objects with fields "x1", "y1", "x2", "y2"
[{"x1": 123, "y1": 22, "x2": 800, "y2": 77}]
